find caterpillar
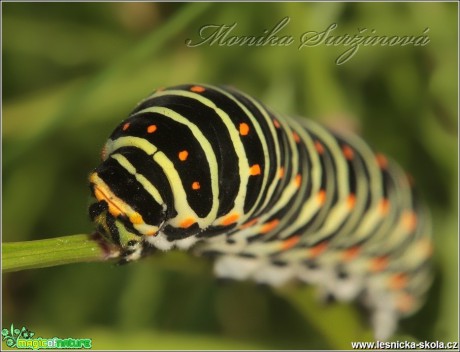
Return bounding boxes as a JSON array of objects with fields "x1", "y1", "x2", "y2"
[{"x1": 88, "y1": 83, "x2": 433, "y2": 340}]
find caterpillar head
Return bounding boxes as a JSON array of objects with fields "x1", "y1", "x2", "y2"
[{"x1": 88, "y1": 149, "x2": 169, "y2": 261}]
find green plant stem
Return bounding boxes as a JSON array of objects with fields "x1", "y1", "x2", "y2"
[{"x1": 2, "y1": 234, "x2": 119, "y2": 273}]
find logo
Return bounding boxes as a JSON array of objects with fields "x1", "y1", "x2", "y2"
[{"x1": 2, "y1": 324, "x2": 92, "y2": 350}]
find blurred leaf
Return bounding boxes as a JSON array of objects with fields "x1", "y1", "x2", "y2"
[{"x1": 277, "y1": 285, "x2": 374, "y2": 349}]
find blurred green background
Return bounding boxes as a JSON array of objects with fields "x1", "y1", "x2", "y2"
[{"x1": 2, "y1": 2, "x2": 458, "y2": 349}]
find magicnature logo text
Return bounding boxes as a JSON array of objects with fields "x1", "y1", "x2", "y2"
[{"x1": 2, "y1": 324, "x2": 92, "y2": 350}]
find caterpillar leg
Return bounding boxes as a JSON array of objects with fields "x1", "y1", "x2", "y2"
[
  {"x1": 252, "y1": 263, "x2": 298, "y2": 287},
  {"x1": 213, "y1": 255, "x2": 298, "y2": 287},
  {"x1": 371, "y1": 303, "x2": 398, "y2": 341},
  {"x1": 213, "y1": 255, "x2": 262, "y2": 281},
  {"x1": 118, "y1": 238, "x2": 158, "y2": 264},
  {"x1": 117, "y1": 240, "x2": 144, "y2": 264},
  {"x1": 324, "y1": 270, "x2": 365, "y2": 302}
]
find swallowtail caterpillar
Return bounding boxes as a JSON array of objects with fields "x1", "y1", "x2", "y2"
[{"x1": 88, "y1": 83, "x2": 433, "y2": 340}]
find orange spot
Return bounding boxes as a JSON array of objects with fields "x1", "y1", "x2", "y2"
[
  {"x1": 342, "y1": 246, "x2": 361, "y2": 261},
  {"x1": 315, "y1": 141, "x2": 324, "y2": 154},
  {"x1": 240, "y1": 218, "x2": 258, "y2": 229},
  {"x1": 93, "y1": 187, "x2": 104, "y2": 202},
  {"x1": 369, "y1": 256, "x2": 389, "y2": 272},
  {"x1": 379, "y1": 198, "x2": 390, "y2": 215},
  {"x1": 180, "y1": 218, "x2": 196, "y2": 228},
  {"x1": 94, "y1": 187, "x2": 107, "y2": 204},
  {"x1": 278, "y1": 167, "x2": 285, "y2": 178},
  {"x1": 281, "y1": 236, "x2": 300, "y2": 250},
  {"x1": 94, "y1": 187, "x2": 123, "y2": 217},
  {"x1": 309, "y1": 241, "x2": 328, "y2": 257},
  {"x1": 192, "y1": 181, "x2": 200, "y2": 190},
  {"x1": 249, "y1": 164, "x2": 261, "y2": 176},
  {"x1": 342, "y1": 145, "x2": 354, "y2": 160},
  {"x1": 402, "y1": 211, "x2": 417, "y2": 232},
  {"x1": 261, "y1": 219, "x2": 279, "y2": 234},
  {"x1": 147, "y1": 125, "x2": 157, "y2": 133},
  {"x1": 190, "y1": 85, "x2": 205, "y2": 93},
  {"x1": 273, "y1": 119, "x2": 280, "y2": 128},
  {"x1": 293, "y1": 132, "x2": 300, "y2": 143},
  {"x1": 389, "y1": 273, "x2": 408, "y2": 290},
  {"x1": 376, "y1": 153, "x2": 388, "y2": 169},
  {"x1": 317, "y1": 190, "x2": 326, "y2": 205},
  {"x1": 239, "y1": 123, "x2": 250, "y2": 136},
  {"x1": 221, "y1": 213, "x2": 240, "y2": 226},
  {"x1": 347, "y1": 194, "x2": 356, "y2": 209},
  {"x1": 122, "y1": 122, "x2": 130, "y2": 131},
  {"x1": 178, "y1": 150, "x2": 189, "y2": 161},
  {"x1": 145, "y1": 230, "x2": 157, "y2": 236},
  {"x1": 130, "y1": 213, "x2": 143, "y2": 225},
  {"x1": 294, "y1": 174, "x2": 302, "y2": 188},
  {"x1": 396, "y1": 292, "x2": 415, "y2": 313}
]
